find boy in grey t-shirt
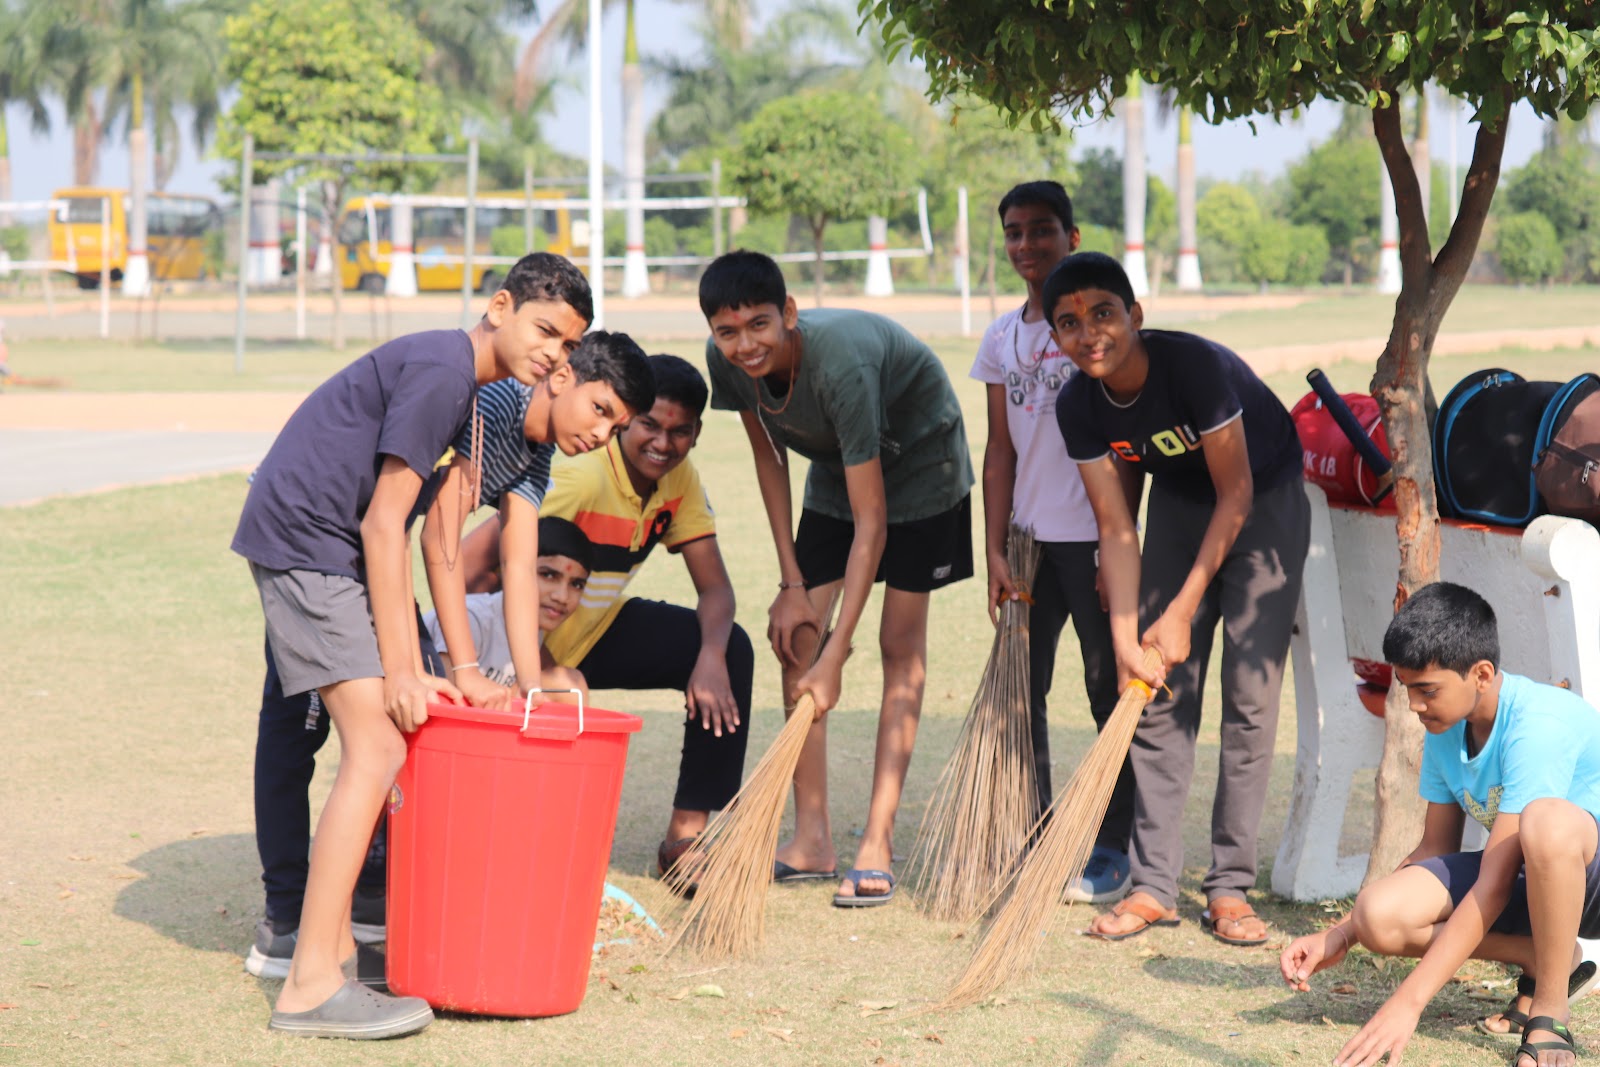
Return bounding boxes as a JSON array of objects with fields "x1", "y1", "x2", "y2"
[{"x1": 701, "y1": 250, "x2": 975, "y2": 908}]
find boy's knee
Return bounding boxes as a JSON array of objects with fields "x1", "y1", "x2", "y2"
[
  {"x1": 1519, "y1": 797, "x2": 1592, "y2": 861},
  {"x1": 1349, "y1": 881, "x2": 1418, "y2": 956}
]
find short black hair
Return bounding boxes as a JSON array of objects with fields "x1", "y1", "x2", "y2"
[
  {"x1": 567, "y1": 330, "x2": 656, "y2": 417},
  {"x1": 536, "y1": 515, "x2": 594, "y2": 573},
  {"x1": 648, "y1": 354, "x2": 708, "y2": 419},
  {"x1": 1382, "y1": 581, "x2": 1501, "y2": 675},
  {"x1": 1041, "y1": 252, "x2": 1137, "y2": 323},
  {"x1": 698, "y1": 249, "x2": 787, "y2": 319},
  {"x1": 998, "y1": 180, "x2": 1075, "y2": 233},
  {"x1": 502, "y1": 252, "x2": 594, "y2": 324}
]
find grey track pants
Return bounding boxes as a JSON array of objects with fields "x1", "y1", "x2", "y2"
[{"x1": 1128, "y1": 477, "x2": 1310, "y2": 909}]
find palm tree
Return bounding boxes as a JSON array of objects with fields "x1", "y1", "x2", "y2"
[
  {"x1": 1122, "y1": 74, "x2": 1148, "y2": 297},
  {"x1": 1175, "y1": 106, "x2": 1202, "y2": 291},
  {"x1": 0, "y1": 1, "x2": 54, "y2": 212}
]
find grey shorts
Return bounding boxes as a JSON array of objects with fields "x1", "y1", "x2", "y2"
[{"x1": 250, "y1": 563, "x2": 383, "y2": 697}]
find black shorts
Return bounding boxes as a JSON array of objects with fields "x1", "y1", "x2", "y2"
[
  {"x1": 795, "y1": 494, "x2": 973, "y2": 594},
  {"x1": 1414, "y1": 810, "x2": 1600, "y2": 938}
]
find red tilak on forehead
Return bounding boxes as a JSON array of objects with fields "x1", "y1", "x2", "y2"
[{"x1": 1071, "y1": 293, "x2": 1088, "y2": 318}]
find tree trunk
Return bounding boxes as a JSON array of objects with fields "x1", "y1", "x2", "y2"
[
  {"x1": 0, "y1": 117, "x2": 11, "y2": 227},
  {"x1": 620, "y1": 0, "x2": 648, "y2": 298},
  {"x1": 1412, "y1": 90, "x2": 1432, "y2": 241},
  {"x1": 1362, "y1": 99, "x2": 1510, "y2": 885},
  {"x1": 73, "y1": 96, "x2": 100, "y2": 186},
  {"x1": 811, "y1": 216, "x2": 826, "y2": 307},
  {"x1": 327, "y1": 182, "x2": 346, "y2": 350},
  {"x1": 986, "y1": 210, "x2": 997, "y2": 320}
]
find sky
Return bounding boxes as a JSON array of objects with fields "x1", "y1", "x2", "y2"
[{"x1": 2, "y1": 0, "x2": 1560, "y2": 208}]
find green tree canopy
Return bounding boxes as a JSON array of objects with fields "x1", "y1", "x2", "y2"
[
  {"x1": 1495, "y1": 209, "x2": 1563, "y2": 282},
  {"x1": 1288, "y1": 135, "x2": 1382, "y2": 278},
  {"x1": 218, "y1": 0, "x2": 450, "y2": 346},
  {"x1": 731, "y1": 89, "x2": 916, "y2": 305}
]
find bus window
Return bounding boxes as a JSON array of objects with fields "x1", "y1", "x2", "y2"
[
  {"x1": 415, "y1": 207, "x2": 462, "y2": 240},
  {"x1": 338, "y1": 210, "x2": 368, "y2": 247},
  {"x1": 63, "y1": 197, "x2": 106, "y2": 225}
]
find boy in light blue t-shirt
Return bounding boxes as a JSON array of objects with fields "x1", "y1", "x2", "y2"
[{"x1": 1279, "y1": 582, "x2": 1600, "y2": 1067}]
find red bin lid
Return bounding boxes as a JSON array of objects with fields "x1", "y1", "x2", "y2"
[{"x1": 424, "y1": 698, "x2": 642, "y2": 736}]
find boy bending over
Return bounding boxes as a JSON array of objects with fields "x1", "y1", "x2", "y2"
[
  {"x1": 1281, "y1": 582, "x2": 1600, "y2": 1067},
  {"x1": 700, "y1": 250, "x2": 975, "y2": 908}
]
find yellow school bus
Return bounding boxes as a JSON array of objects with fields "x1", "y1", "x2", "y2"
[
  {"x1": 336, "y1": 193, "x2": 582, "y2": 293},
  {"x1": 47, "y1": 186, "x2": 221, "y2": 288}
]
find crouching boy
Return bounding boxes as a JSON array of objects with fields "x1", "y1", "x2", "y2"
[{"x1": 1280, "y1": 582, "x2": 1600, "y2": 1067}]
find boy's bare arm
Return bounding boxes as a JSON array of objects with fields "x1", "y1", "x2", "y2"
[
  {"x1": 1078, "y1": 455, "x2": 1153, "y2": 688},
  {"x1": 680, "y1": 537, "x2": 740, "y2": 736},
  {"x1": 738, "y1": 409, "x2": 820, "y2": 666},
  {"x1": 498, "y1": 492, "x2": 543, "y2": 696},
  {"x1": 365, "y1": 455, "x2": 460, "y2": 730},
  {"x1": 980, "y1": 383, "x2": 1019, "y2": 624},
  {"x1": 420, "y1": 456, "x2": 510, "y2": 709},
  {"x1": 1142, "y1": 420, "x2": 1252, "y2": 671},
  {"x1": 1336, "y1": 813, "x2": 1523, "y2": 1067},
  {"x1": 459, "y1": 514, "x2": 503, "y2": 593}
]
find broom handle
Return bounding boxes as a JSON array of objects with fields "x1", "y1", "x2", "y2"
[{"x1": 1120, "y1": 647, "x2": 1166, "y2": 710}]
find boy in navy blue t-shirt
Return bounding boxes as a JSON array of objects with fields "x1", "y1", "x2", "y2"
[
  {"x1": 233, "y1": 253, "x2": 591, "y2": 1039},
  {"x1": 1281, "y1": 583, "x2": 1600, "y2": 1067},
  {"x1": 1047, "y1": 252, "x2": 1309, "y2": 947}
]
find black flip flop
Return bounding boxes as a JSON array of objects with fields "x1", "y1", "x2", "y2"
[
  {"x1": 1513, "y1": 1015, "x2": 1575, "y2": 1067},
  {"x1": 773, "y1": 859, "x2": 838, "y2": 884}
]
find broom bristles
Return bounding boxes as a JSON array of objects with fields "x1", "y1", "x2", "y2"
[
  {"x1": 664, "y1": 694, "x2": 817, "y2": 960},
  {"x1": 665, "y1": 594, "x2": 843, "y2": 961},
  {"x1": 938, "y1": 647, "x2": 1164, "y2": 1010},
  {"x1": 909, "y1": 526, "x2": 1040, "y2": 923}
]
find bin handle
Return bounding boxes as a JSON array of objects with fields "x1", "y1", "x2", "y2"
[{"x1": 521, "y1": 688, "x2": 585, "y2": 741}]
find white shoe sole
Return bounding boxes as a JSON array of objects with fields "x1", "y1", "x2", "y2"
[
  {"x1": 1571, "y1": 938, "x2": 1600, "y2": 1003},
  {"x1": 351, "y1": 921, "x2": 386, "y2": 945},
  {"x1": 245, "y1": 944, "x2": 292, "y2": 980}
]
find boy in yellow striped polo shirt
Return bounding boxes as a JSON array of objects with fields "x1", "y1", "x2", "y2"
[{"x1": 459, "y1": 355, "x2": 753, "y2": 886}]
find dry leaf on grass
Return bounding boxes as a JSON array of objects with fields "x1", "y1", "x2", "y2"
[
  {"x1": 762, "y1": 1026, "x2": 795, "y2": 1043},
  {"x1": 1322, "y1": 1016, "x2": 1336, "y2": 1026},
  {"x1": 666, "y1": 988, "x2": 690, "y2": 1001},
  {"x1": 1465, "y1": 989, "x2": 1506, "y2": 1002},
  {"x1": 924, "y1": 1032, "x2": 945, "y2": 1044},
  {"x1": 856, "y1": 999, "x2": 898, "y2": 1016},
  {"x1": 694, "y1": 984, "x2": 726, "y2": 998},
  {"x1": 1331, "y1": 982, "x2": 1358, "y2": 995},
  {"x1": 728, "y1": 1028, "x2": 748, "y2": 1039}
]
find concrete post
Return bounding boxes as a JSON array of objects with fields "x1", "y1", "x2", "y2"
[
  {"x1": 864, "y1": 215, "x2": 893, "y2": 297},
  {"x1": 386, "y1": 195, "x2": 418, "y2": 297}
]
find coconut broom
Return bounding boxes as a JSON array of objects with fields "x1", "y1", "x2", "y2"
[
  {"x1": 938, "y1": 646, "x2": 1165, "y2": 1010},
  {"x1": 665, "y1": 592, "x2": 843, "y2": 960},
  {"x1": 908, "y1": 524, "x2": 1041, "y2": 923}
]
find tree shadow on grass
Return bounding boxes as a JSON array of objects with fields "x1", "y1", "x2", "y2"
[
  {"x1": 1043, "y1": 990, "x2": 1278, "y2": 1067},
  {"x1": 1139, "y1": 954, "x2": 1287, "y2": 991},
  {"x1": 114, "y1": 832, "x2": 263, "y2": 957}
]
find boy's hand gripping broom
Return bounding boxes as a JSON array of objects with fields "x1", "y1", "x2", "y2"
[
  {"x1": 665, "y1": 592, "x2": 844, "y2": 961},
  {"x1": 938, "y1": 646, "x2": 1165, "y2": 1010},
  {"x1": 908, "y1": 525, "x2": 1040, "y2": 922}
]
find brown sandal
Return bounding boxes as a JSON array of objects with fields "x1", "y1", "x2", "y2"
[
  {"x1": 1203, "y1": 896, "x2": 1269, "y2": 946},
  {"x1": 1085, "y1": 890, "x2": 1180, "y2": 941}
]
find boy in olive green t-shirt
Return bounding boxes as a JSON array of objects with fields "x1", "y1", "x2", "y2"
[{"x1": 701, "y1": 250, "x2": 975, "y2": 908}]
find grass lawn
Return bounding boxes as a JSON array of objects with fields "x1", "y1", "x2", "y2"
[
  {"x1": 3, "y1": 321, "x2": 1588, "y2": 1063},
  {"x1": 4, "y1": 283, "x2": 1598, "y2": 394}
]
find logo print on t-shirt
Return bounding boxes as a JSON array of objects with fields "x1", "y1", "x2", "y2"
[
  {"x1": 1462, "y1": 784, "x2": 1503, "y2": 830},
  {"x1": 1006, "y1": 338, "x2": 1071, "y2": 413},
  {"x1": 1111, "y1": 424, "x2": 1202, "y2": 462}
]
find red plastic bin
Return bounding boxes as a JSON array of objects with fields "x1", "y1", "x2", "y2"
[{"x1": 385, "y1": 694, "x2": 642, "y2": 1016}]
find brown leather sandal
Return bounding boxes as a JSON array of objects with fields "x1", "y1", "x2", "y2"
[
  {"x1": 1203, "y1": 896, "x2": 1269, "y2": 946},
  {"x1": 1085, "y1": 890, "x2": 1180, "y2": 941}
]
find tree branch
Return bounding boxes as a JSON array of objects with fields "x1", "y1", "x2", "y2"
[
  {"x1": 1372, "y1": 100, "x2": 1431, "y2": 286},
  {"x1": 1434, "y1": 90, "x2": 1512, "y2": 287}
]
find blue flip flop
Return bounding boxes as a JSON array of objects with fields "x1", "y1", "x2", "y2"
[
  {"x1": 832, "y1": 868, "x2": 896, "y2": 908},
  {"x1": 773, "y1": 859, "x2": 838, "y2": 884}
]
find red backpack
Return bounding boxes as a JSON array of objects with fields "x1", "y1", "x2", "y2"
[{"x1": 1292, "y1": 386, "x2": 1394, "y2": 509}]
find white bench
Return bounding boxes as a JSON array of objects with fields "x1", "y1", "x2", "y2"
[{"x1": 1271, "y1": 484, "x2": 1600, "y2": 902}]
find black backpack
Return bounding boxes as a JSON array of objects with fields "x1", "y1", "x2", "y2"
[{"x1": 1434, "y1": 368, "x2": 1600, "y2": 527}]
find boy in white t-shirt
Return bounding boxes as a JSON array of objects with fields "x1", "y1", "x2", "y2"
[
  {"x1": 424, "y1": 516, "x2": 592, "y2": 702},
  {"x1": 969, "y1": 181, "x2": 1141, "y2": 903}
]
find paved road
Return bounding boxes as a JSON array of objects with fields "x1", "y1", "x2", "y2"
[{"x1": 0, "y1": 429, "x2": 274, "y2": 507}]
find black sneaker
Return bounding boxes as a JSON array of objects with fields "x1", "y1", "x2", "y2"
[
  {"x1": 351, "y1": 886, "x2": 386, "y2": 945},
  {"x1": 244, "y1": 919, "x2": 387, "y2": 990},
  {"x1": 245, "y1": 918, "x2": 297, "y2": 979}
]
